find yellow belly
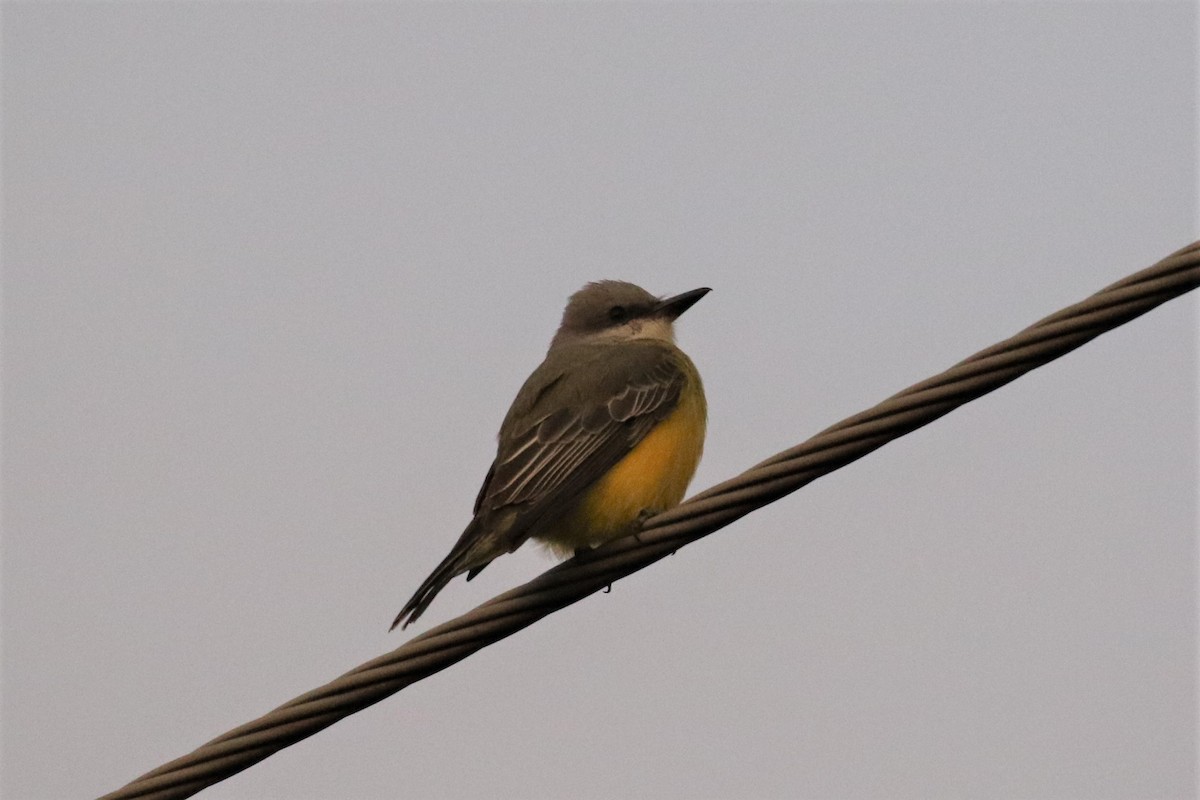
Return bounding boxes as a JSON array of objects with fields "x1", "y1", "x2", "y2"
[{"x1": 539, "y1": 377, "x2": 706, "y2": 555}]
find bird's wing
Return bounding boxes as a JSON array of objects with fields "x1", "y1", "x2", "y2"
[{"x1": 481, "y1": 342, "x2": 685, "y2": 537}]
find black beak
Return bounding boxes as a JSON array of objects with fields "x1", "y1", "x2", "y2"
[{"x1": 655, "y1": 287, "x2": 711, "y2": 320}]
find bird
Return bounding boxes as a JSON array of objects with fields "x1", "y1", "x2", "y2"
[{"x1": 391, "y1": 280, "x2": 709, "y2": 630}]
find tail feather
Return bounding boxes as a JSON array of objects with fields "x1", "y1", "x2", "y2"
[
  {"x1": 389, "y1": 561, "x2": 456, "y2": 631},
  {"x1": 391, "y1": 523, "x2": 491, "y2": 631}
]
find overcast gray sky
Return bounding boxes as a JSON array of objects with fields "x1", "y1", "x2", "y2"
[{"x1": 3, "y1": 3, "x2": 1197, "y2": 799}]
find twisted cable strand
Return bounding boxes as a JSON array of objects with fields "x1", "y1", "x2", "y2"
[{"x1": 100, "y1": 240, "x2": 1200, "y2": 800}]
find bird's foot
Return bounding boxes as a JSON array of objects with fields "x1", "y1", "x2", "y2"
[{"x1": 632, "y1": 508, "x2": 657, "y2": 543}]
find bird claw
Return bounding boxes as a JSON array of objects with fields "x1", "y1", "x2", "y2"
[{"x1": 632, "y1": 508, "x2": 656, "y2": 543}]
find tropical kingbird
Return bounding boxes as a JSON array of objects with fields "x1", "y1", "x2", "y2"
[{"x1": 391, "y1": 280, "x2": 709, "y2": 630}]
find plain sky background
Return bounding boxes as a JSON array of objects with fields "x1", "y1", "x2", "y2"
[{"x1": 3, "y1": 3, "x2": 1197, "y2": 799}]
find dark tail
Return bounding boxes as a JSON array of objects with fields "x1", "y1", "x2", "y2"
[{"x1": 390, "y1": 523, "x2": 490, "y2": 631}]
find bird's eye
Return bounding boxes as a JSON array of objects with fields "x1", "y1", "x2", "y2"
[{"x1": 608, "y1": 305, "x2": 627, "y2": 322}]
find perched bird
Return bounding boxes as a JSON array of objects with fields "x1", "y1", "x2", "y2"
[{"x1": 391, "y1": 281, "x2": 709, "y2": 630}]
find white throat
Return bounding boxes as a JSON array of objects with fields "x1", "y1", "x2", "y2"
[{"x1": 595, "y1": 316, "x2": 676, "y2": 344}]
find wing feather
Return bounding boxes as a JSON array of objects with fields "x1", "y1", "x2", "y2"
[{"x1": 478, "y1": 343, "x2": 686, "y2": 541}]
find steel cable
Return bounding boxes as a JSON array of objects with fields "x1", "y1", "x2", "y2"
[{"x1": 99, "y1": 240, "x2": 1200, "y2": 800}]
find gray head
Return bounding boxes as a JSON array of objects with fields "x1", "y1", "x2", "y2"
[{"x1": 549, "y1": 280, "x2": 710, "y2": 349}]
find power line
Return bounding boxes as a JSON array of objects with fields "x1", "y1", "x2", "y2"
[{"x1": 99, "y1": 240, "x2": 1200, "y2": 800}]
